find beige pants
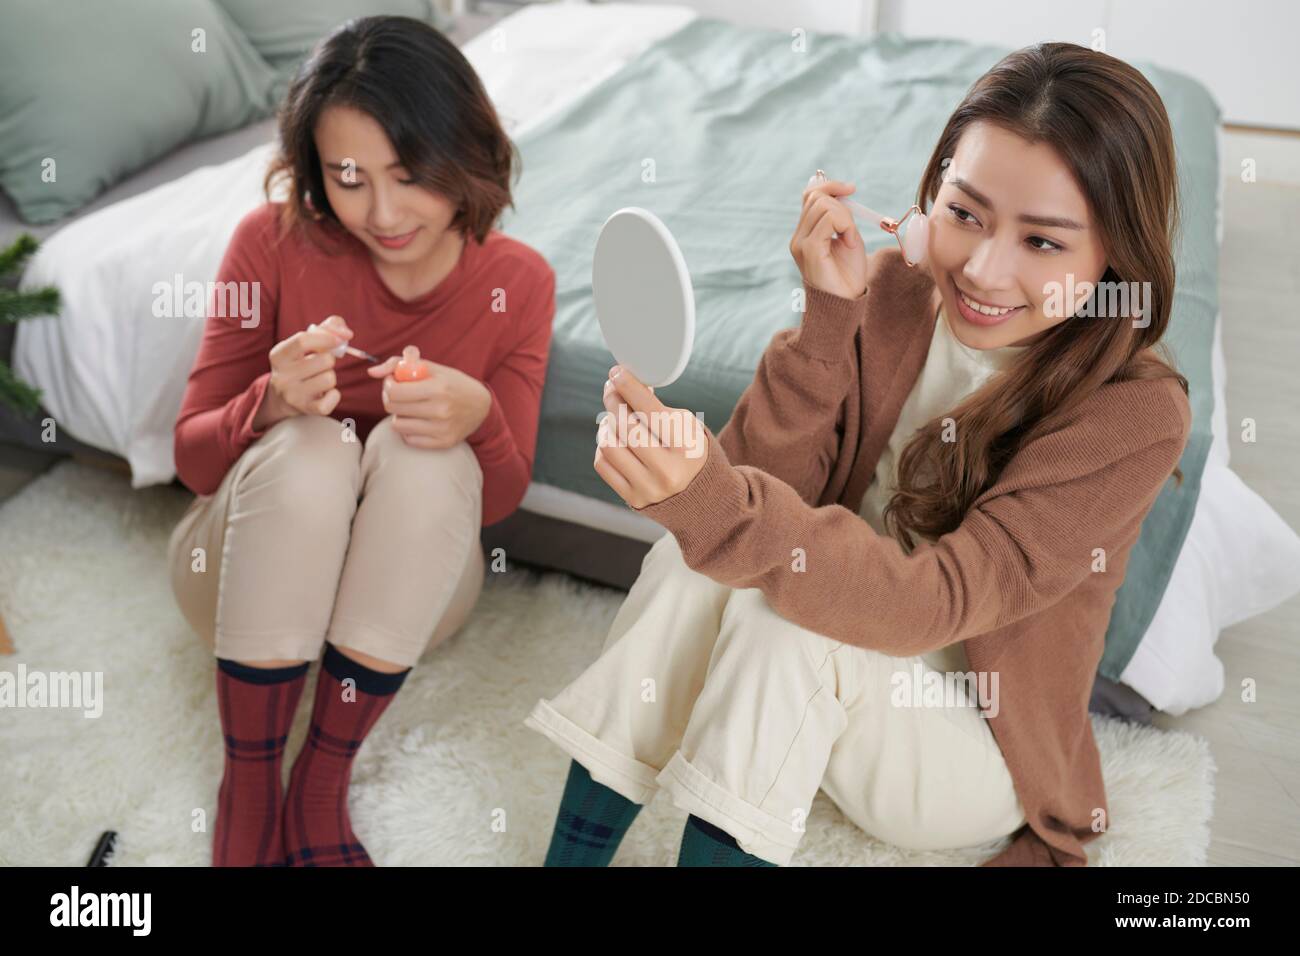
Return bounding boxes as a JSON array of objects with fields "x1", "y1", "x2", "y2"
[
  {"x1": 168, "y1": 414, "x2": 486, "y2": 668},
  {"x1": 524, "y1": 531, "x2": 1026, "y2": 865}
]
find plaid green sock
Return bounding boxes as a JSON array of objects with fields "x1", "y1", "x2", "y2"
[
  {"x1": 544, "y1": 760, "x2": 643, "y2": 866},
  {"x1": 676, "y1": 814, "x2": 778, "y2": 867}
]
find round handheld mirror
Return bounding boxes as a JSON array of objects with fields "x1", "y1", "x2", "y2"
[{"x1": 591, "y1": 207, "x2": 695, "y2": 388}]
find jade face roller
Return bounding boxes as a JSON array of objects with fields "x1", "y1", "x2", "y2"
[{"x1": 809, "y1": 169, "x2": 930, "y2": 268}]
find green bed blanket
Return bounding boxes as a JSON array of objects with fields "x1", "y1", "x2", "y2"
[{"x1": 499, "y1": 17, "x2": 1220, "y2": 680}]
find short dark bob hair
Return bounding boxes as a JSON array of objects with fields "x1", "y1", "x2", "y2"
[{"x1": 264, "y1": 15, "x2": 519, "y2": 245}]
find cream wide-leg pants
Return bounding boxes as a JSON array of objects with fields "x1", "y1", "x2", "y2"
[
  {"x1": 168, "y1": 413, "x2": 486, "y2": 668},
  {"x1": 524, "y1": 530, "x2": 1026, "y2": 865}
]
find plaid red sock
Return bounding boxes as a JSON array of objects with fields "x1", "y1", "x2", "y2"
[
  {"x1": 212, "y1": 658, "x2": 309, "y2": 867},
  {"x1": 282, "y1": 642, "x2": 410, "y2": 866}
]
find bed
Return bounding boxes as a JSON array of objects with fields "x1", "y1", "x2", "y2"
[{"x1": 3, "y1": 2, "x2": 1298, "y2": 720}]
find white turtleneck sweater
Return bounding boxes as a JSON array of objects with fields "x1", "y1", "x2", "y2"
[{"x1": 857, "y1": 304, "x2": 1029, "y2": 673}]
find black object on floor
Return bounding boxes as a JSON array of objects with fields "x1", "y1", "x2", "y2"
[{"x1": 86, "y1": 830, "x2": 117, "y2": 866}]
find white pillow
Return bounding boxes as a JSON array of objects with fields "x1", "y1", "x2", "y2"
[
  {"x1": 1120, "y1": 308, "x2": 1300, "y2": 714},
  {"x1": 1121, "y1": 457, "x2": 1300, "y2": 715},
  {"x1": 1208, "y1": 311, "x2": 1229, "y2": 467}
]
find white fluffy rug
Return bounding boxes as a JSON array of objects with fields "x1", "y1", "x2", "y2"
[{"x1": 0, "y1": 460, "x2": 1216, "y2": 866}]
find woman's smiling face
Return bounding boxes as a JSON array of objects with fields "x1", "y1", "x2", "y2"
[
  {"x1": 927, "y1": 120, "x2": 1109, "y2": 349},
  {"x1": 314, "y1": 103, "x2": 460, "y2": 264}
]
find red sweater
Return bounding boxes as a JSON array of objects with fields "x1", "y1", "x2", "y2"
[{"x1": 173, "y1": 203, "x2": 555, "y2": 527}]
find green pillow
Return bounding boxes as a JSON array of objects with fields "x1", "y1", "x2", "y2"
[{"x1": 0, "y1": 0, "x2": 278, "y2": 225}]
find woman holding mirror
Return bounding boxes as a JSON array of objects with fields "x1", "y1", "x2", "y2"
[{"x1": 526, "y1": 42, "x2": 1190, "y2": 867}]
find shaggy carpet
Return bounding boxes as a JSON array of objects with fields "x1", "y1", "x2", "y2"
[{"x1": 0, "y1": 461, "x2": 1215, "y2": 866}]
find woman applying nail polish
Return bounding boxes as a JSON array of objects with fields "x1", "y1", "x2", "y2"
[{"x1": 167, "y1": 15, "x2": 555, "y2": 867}]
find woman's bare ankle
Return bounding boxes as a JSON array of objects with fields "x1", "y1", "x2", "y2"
[{"x1": 234, "y1": 658, "x2": 305, "y2": 669}]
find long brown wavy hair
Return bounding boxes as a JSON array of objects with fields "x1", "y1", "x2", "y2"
[
  {"x1": 262, "y1": 15, "x2": 518, "y2": 247},
  {"x1": 883, "y1": 42, "x2": 1188, "y2": 553}
]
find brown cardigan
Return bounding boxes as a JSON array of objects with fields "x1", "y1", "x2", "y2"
[{"x1": 633, "y1": 248, "x2": 1191, "y2": 866}]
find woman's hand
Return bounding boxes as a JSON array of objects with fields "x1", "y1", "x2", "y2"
[
  {"x1": 263, "y1": 313, "x2": 354, "y2": 422},
  {"x1": 594, "y1": 364, "x2": 708, "y2": 509},
  {"x1": 790, "y1": 178, "x2": 869, "y2": 300},
  {"x1": 367, "y1": 345, "x2": 492, "y2": 448}
]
